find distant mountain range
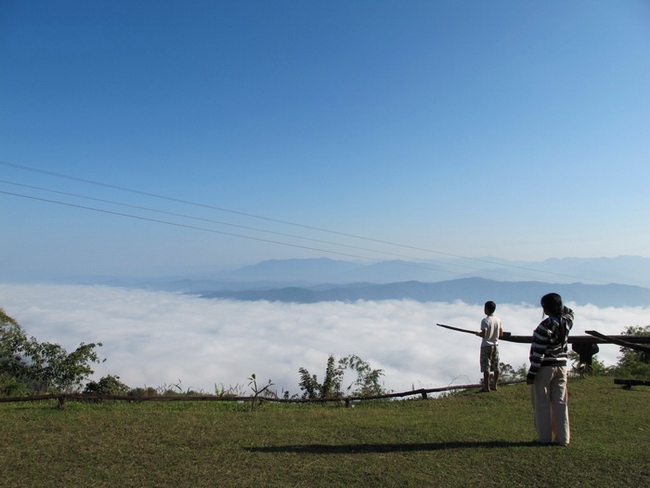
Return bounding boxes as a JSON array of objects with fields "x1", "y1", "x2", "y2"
[
  {"x1": 60, "y1": 256, "x2": 650, "y2": 307},
  {"x1": 196, "y1": 255, "x2": 650, "y2": 288},
  {"x1": 198, "y1": 278, "x2": 650, "y2": 308}
]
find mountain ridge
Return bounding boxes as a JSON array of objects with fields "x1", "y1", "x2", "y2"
[
  {"x1": 200, "y1": 255, "x2": 650, "y2": 288},
  {"x1": 198, "y1": 277, "x2": 650, "y2": 308},
  {"x1": 25, "y1": 256, "x2": 650, "y2": 307}
]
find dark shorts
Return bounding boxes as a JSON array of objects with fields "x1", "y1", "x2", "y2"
[{"x1": 480, "y1": 345, "x2": 500, "y2": 373}]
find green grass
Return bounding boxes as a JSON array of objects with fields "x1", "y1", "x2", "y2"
[{"x1": 1, "y1": 376, "x2": 648, "y2": 487}]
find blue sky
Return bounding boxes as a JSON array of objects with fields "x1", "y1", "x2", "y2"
[{"x1": 2, "y1": 1, "x2": 650, "y2": 279}]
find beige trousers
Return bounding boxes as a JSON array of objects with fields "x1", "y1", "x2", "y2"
[{"x1": 531, "y1": 365, "x2": 570, "y2": 445}]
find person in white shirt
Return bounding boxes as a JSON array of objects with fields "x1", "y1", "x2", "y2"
[{"x1": 477, "y1": 300, "x2": 503, "y2": 392}]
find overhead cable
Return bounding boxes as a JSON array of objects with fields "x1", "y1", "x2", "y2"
[{"x1": 0, "y1": 160, "x2": 603, "y2": 283}]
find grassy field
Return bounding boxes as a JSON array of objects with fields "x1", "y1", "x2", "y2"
[{"x1": 1, "y1": 376, "x2": 648, "y2": 487}]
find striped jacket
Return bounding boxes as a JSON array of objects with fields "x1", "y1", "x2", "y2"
[{"x1": 527, "y1": 307, "x2": 574, "y2": 381}]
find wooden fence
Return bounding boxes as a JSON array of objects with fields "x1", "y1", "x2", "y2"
[
  {"x1": 0, "y1": 379, "x2": 527, "y2": 408},
  {"x1": 5, "y1": 378, "x2": 645, "y2": 408}
]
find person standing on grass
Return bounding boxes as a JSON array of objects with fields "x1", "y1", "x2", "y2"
[
  {"x1": 476, "y1": 300, "x2": 503, "y2": 392},
  {"x1": 527, "y1": 292, "x2": 574, "y2": 446}
]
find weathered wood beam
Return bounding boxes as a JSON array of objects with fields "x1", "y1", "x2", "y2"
[
  {"x1": 614, "y1": 379, "x2": 650, "y2": 389},
  {"x1": 585, "y1": 330, "x2": 650, "y2": 353}
]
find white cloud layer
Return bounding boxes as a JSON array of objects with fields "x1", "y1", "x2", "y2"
[{"x1": 2, "y1": 284, "x2": 649, "y2": 396}]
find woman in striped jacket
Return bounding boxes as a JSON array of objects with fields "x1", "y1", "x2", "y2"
[{"x1": 526, "y1": 292, "x2": 574, "y2": 446}]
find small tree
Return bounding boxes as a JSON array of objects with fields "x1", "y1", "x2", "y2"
[
  {"x1": 321, "y1": 354, "x2": 344, "y2": 398},
  {"x1": 498, "y1": 362, "x2": 527, "y2": 382},
  {"x1": 0, "y1": 308, "x2": 30, "y2": 385},
  {"x1": 0, "y1": 307, "x2": 104, "y2": 394},
  {"x1": 339, "y1": 354, "x2": 384, "y2": 397},
  {"x1": 298, "y1": 354, "x2": 344, "y2": 400},
  {"x1": 613, "y1": 325, "x2": 650, "y2": 378},
  {"x1": 23, "y1": 339, "x2": 104, "y2": 393},
  {"x1": 298, "y1": 354, "x2": 385, "y2": 399},
  {"x1": 298, "y1": 367, "x2": 320, "y2": 399}
]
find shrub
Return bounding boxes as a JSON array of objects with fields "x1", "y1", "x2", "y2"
[
  {"x1": 613, "y1": 325, "x2": 650, "y2": 378},
  {"x1": 84, "y1": 375, "x2": 131, "y2": 396}
]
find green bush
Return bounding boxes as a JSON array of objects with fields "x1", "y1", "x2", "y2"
[
  {"x1": 612, "y1": 325, "x2": 650, "y2": 378},
  {"x1": 83, "y1": 375, "x2": 131, "y2": 396}
]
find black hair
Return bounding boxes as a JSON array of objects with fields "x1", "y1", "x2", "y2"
[
  {"x1": 541, "y1": 293, "x2": 563, "y2": 316},
  {"x1": 484, "y1": 300, "x2": 496, "y2": 314}
]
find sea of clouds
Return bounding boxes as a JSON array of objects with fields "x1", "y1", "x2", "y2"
[{"x1": 2, "y1": 284, "x2": 648, "y2": 396}]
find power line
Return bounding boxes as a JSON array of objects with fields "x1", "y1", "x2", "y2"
[
  {"x1": 0, "y1": 189, "x2": 385, "y2": 262},
  {"x1": 3, "y1": 180, "x2": 545, "y2": 279},
  {"x1": 0, "y1": 178, "x2": 455, "y2": 266},
  {"x1": 0, "y1": 160, "x2": 604, "y2": 283},
  {"x1": 0, "y1": 160, "x2": 493, "y2": 261}
]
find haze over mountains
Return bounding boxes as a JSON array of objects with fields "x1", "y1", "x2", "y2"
[
  {"x1": 205, "y1": 255, "x2": 650, "y2": 287},
  {"x1": 78, "y1": 255, "x2": 650, "y2": 308}
]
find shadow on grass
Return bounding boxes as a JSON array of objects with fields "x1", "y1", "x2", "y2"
[{"x1": 246, "y1": 440, "x2": 543, "y2": 454}]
